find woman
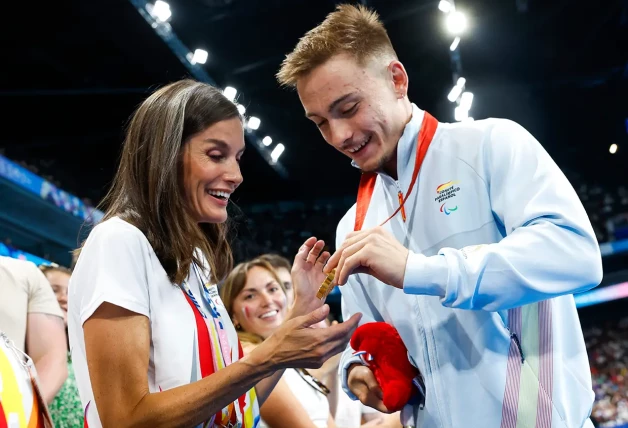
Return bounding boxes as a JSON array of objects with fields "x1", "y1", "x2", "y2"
[
  {"x1": 255, "y1": 254, "x2": 294, "y2": 306},
  {"x1": 67, "y1": 79, "x2": 361, "y2": 428},
  {"x1": 244, "y1": 257, "x2": 403, "y2": 428},
  {"x1": 40, "y1": 264, "x2": 83, "y2": 427},
  {"x1": 220, "y1": 259, "x2": 335, "y2": 428}
]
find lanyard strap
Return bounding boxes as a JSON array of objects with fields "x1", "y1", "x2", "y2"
[
  {"x1": 354, "y1": 112, "x2": 439, "y2": 232},
  {"x1": 180, "y1": 264, "x2": 233, "y2": 366}
]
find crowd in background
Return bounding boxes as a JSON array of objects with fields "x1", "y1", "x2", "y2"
[{"x1": 587, "y1": 318, "x2": 628, "y2": 427}]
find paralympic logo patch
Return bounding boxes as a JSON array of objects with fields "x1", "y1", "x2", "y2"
[
  {"x1": 435, "y1": 180, "x2": 460, "y2": 215},
  {"x1": 440, "y1": 203, "x2": 458, "y2": 215}
]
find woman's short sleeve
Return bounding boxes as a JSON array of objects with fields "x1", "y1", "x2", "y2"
[{"x1": 71, "y1": 218, "x2": 151, "y2": 325}]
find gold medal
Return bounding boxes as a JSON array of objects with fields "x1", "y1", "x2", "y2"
[{"x1": 316, "y1": 268, "x2": 336, "y2": 300}]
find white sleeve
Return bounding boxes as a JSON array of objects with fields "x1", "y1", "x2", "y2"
[
  {"x1": 403, "y1": 119, "x2": 603, "y2": 311},
  {"x1": 72, "y1": 220, "x2": 151, "y2": 325}
]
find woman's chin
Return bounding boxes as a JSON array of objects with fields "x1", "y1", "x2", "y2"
[{"x1": 196, "y1": 210, "x2": 228, "y2": 224}]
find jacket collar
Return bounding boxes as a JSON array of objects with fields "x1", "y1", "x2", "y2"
[{"x1": 351, "y1": 103, "x2": 425, "y2": 183}]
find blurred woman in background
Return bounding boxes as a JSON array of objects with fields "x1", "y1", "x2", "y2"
[
  {"x1": 256, "y1": 253, "x2": 294, "y2": 306},
  {"x1": 221, "y1": 258, "x2": 335, "y2": 428},
  {"x1": 242, "y1": 254, "x2": 403, "y2": 428},
  {"x1": 40, "y1": 264, "x2": 83, "y2": 427}
]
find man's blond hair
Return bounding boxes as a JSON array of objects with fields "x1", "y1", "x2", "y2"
[{"x1": 276, "y1": 4, "x2": 397, "y2": 88}]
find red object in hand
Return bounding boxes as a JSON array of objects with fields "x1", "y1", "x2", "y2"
[{"x1": 350, "y1": 322, "x2": 420, "y2": 412}]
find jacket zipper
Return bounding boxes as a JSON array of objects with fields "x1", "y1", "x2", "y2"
[
  {"x1": 500, "y1": 315, "x2": 526, "y2": 364},
  {"x1": 511, "y1": 332, "x2": 525, "y2": 364}
]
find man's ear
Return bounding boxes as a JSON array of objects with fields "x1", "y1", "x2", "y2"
[{"x1": 388, "y1": 60, "x2": 409, "y2": 99}]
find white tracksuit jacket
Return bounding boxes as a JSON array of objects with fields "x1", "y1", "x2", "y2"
[{"x1": 338, "y1": 104, "x2": 603, "y2": 428}]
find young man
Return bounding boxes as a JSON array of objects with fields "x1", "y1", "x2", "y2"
[{"x1": 277, "y1": 4, "x2": 602, "y2": 428}]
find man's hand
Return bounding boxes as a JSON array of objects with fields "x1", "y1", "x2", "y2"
[
  {"x1": 290, "y1": 237, "x2": 330, "y2": 318},
  {"x1": 347, "y1": 364, "x2": 390, "y2": 413},
  {"x1": 324, "y1": 227, "x2": 409, "y2": 289}
]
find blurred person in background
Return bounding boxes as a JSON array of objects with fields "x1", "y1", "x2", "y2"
[
  {"x1": 222, "y1": 258, "x2": 394, "y2": 428},
  {"x1": 257, "y1": 253, "x2": 294, "y2": 306},
  {"x1": 253, "y1": 254, "x2": 341, "y2": 419},
  {"x1": 68, "y1": 79, "x2": 360, "y2": 428},
  {"x1": 221, "y1": 258, "x2": 334, "y2": 428},
  {"x1": 253, "y1": 253, "x2": 402, "y2": 428},
  {"x1": 0, "y1": 256, "x2": 67, "y2": 404},
  {"x1": 278, "y1": 4, "x2": 603, "y2": 427},
  {"x1": 40, "y1": 264, "x2": 83, "y2": 427}
]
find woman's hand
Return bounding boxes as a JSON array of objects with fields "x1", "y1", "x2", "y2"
[
  {"x1": 257, "y1": 304, "x2": 362, "y2": 370},
  {"x1": 290, "y1": 237, "x2": 331, "y2": 318}
]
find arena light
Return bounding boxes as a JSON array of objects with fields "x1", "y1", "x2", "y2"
[
  {"x1": 450, "y1": 36, "x2": 460, "y2": 51},
  {"x1": 454, "y1": 106, "x2": 468, "y2": 122},
  {"x1": 446, "y1": 11, "x2": 467, "y2": 35},
  {"x1": 270, "y1": 143, "x2": 285, "y2": 162},
  {"x1": 460, "y1": 92, "x2": 474, "y2": 111},
  {"x1": 191, "y1": 49, "x2": 208, "y2": 65},
  {"x1": 438, "y1": 0, "x2": 453, "y2": 13},
  {"x1": 447, "y1": 86, "x2": 463, "y2": 102},
  {"x1": 609, "y1": 143, "x2": 618, "y2": 154},
  {"x1": 150, "y1": 0, "x2": 171, "y2": 22},
  {"x1": 247, "y1": 116, "x2": 261, "y2": 130},
  {"x1": 236, "y1": 104, "x2": 246, "y2": 115},
  {"x1": 447, "y1": 77, "x2": 466, "y2": 102},
  {"x1": 223, "y1": 87, "x2": 237, "y2": 102},
  {"x1": 262, "y1": 136, "x2": 273, "y2": 147}
]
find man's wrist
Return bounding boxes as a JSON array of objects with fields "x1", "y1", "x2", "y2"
[
  {"x1": 341, "y1": 354, "x2": 365, "y2": 401},
  {"x1": 347, "y1": 363, "x2": 361, "y2": 382}
]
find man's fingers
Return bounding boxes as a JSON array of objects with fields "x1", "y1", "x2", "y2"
[
  {"x1": 323, "y1": 250, "x2": 341, "y2": 274},
  {"x1": 354, "y1": 384, "x2": 370, "y2": 405},
  {"x1": 359, "y1": 391, "x2": 388, "y2": 414},
  {"x1": 335, "y1": 239, "x2": 369, "y2": 283},
  {"x1": 338, "y1": 249, "x2": 369, "y2": 286},
  {"x1": 366, "y1": 378, "x2": 384, "y2": 401},
  {"x1": 323, "y1": 230, "x2": 368, "y2": 274}
]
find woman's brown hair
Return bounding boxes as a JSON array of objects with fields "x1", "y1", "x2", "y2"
[
  {"x1": 79, "y1": 79, "x2": 240, "y2": 284},
  {"x1": 220, "y1": 259, "x2": 285, "y2": 345}
]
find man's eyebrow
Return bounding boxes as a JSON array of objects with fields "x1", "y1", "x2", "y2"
[{"x1": 305, "y1": 92, "x2": 356, "y2": 118}]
